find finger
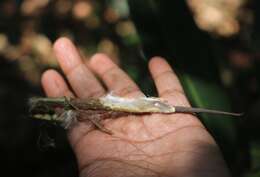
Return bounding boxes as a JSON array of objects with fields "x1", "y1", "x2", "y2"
[
  {"x1": 41, "y1": 69, "x2": 74, "y2": 98},
  {"x1": 89, "y1": 53, "x2": 144, "y2": 97},
  {"x1": 149, "y1": 57, "x2": 190, "y2": 106},
  {"x1": 53, "y1": 37, "x2": 105, "y2": 98}
]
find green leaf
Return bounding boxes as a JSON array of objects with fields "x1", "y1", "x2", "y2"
[{"x1": 180, "y1": 73, "x2": 238, "y2": 166}]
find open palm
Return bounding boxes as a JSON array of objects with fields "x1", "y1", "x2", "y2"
[{"x1": 42, "y1": 38, "x2": 230, "y2": 177}]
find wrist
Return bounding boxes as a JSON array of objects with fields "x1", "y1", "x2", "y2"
[
  {"x1": 79, "y1": 158, "x2": 158, "y2": 177},
  {"x1": 79, "y1": 144, "x2": 231, "y2": 177}
]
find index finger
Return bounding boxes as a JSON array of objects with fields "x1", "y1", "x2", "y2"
[{"x1": 89, "y1": 54, "x2": 144, "y2": 98}]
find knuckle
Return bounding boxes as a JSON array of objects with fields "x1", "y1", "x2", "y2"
[
  {"x1": 160, "y1": 88, "x2": 185, "y2": 97},
  {"x1": 154, "y1": 70, "x2": 173, "y2": 81},
  {"x1": 115, "y1": 86, "x2": 140, "y2": 97}
]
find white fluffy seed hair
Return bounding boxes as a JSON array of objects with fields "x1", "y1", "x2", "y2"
[{"x1": 60, "y1": 110, "x2": 78, "y2": 129}]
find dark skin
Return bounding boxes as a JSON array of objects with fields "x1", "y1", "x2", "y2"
[{"x1": 42, "y1": 37, "x2": 231, "y2": 177}]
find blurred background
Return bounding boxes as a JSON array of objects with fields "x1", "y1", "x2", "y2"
[{"x1": 1, "y1": 0, "x2": 260, "y2": 176}]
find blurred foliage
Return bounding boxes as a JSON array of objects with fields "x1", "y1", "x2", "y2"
[
  {"x1": 1, "y1": 0, "x2": 260, "y2": 177},
  {"x1": 128, "y1": 0, "x2": 259, "y2": 176},
  {"x1": 245, "y1": 142, "x2": 260, "y2": 177},
  {"x1": 0, "y1": 0, "x2": 141, "y2": 85},
  {"x1": 187, "y1": 0, "x2": 251, "y2": 37}
]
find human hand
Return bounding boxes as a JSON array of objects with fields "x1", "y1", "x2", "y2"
[{"x1": 42, "y1": 37, "x2": 231, "y2": 177}]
